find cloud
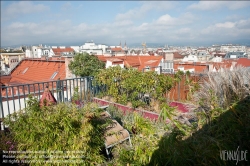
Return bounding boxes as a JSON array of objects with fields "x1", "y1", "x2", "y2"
[
  {"x1": 157, "y1": 14, "x2": 175, "y2": 24},
  {"x1": 115, "y1": 6, "x2": 150, "y2": 21},
  {"x1": 115, "y1": 2, "x2": 176, "y2": 21},
  {"x1": 1, "y1": 1, "x2": 250, "y2": 47},
  {"x1": 0, "y1": 11, "x2": 202, "y2": 46},
  {"x1": 200, "y1": 19, "x2": 250, "y2": 40},
  {"x1": 235, "y1": 19, "x2": 250, "y2": 29},
  {"x1": 113, "y1": 20, "x2": 133, "y2": 27},
  {"x1": 188, "y1": 1, "x2": 250, "y2": 11},
  {"x1": 156, "y1": 12, "x2": 195, "y2": 26},
  {"x1": 3, "y1": 1, "x2": 49, "y2": 19},
  {"x1": 215, "y1": 22, "x2": 235, "y2": 28},
  {"x1": 61, "y1": 2, "x2": 72, "y2": 11}
]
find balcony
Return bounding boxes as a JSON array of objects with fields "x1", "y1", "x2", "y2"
[{"x1": 0, "y1": 77, "x2": 96, "y2": 129}]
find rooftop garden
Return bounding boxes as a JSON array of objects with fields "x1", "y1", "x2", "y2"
[
  {"x1": 93, "y1": 66, "x2": 197, "y2": 113},
  {"x1": 1, "y1": 66, "x2": 250, "y2": 165}
]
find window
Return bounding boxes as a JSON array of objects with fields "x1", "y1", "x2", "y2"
[
  {"x1": 22, "y1": 67, "x2": 29, "y2": 74},
  {"x1": 50, "y1": 72, "x2": 58, "y2": 79},
  {"x1": 145, "y1": 66, "x2": 150, "y2": 72}
]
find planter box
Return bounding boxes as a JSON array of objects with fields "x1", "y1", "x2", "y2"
[
  {"x1": 93, "y1": 98, "x2": 196, "y2": 123},
  {"x1": 169, "y1": 102, "x2": 189, "y2": 113},
  {"x1": 93, "y1": 97, "x2": 171, "y2": 122}
]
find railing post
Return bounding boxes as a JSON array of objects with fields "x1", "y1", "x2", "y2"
[
  {"x1": 56, "y1": 78, "x2": 63, "y2": 103},
  {"x1": 90, "y1": 76, "x2": 94, "y2": 102},
  {"x1": 0, "y1": 86, "x2": 4, "y2": 130},
  {"x1": 80, "y1": 78, "x2": 83, "y2": 101}
]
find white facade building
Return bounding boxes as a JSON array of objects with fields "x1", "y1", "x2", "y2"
[
  {"x1": 160, "y1": 59, "x2": 174, "y2": 73},
  {"x1": 31, "y1": 46, "x2": 42, "y2": 58},
  {"x1": 212, "y1": 56, "x2": 223, "y2": 62},
  {"x1": 26, "y1": 45, "x2": 54, "y2": 58},
  {"x1": 221, "y1": 45, "x2": 246, "y2": 52},
  {"x1": 105, "y1": 58, "x2": 124, "y2": 68},
  {"x1": 177, "y1": 66, "x2": 195, "y2": 73},
  {"x1": 182, "y1": 54, "x2": 198, "y2": 62},
  {"x1": 80, "y1": 42, "x2": 108, "y2": 55},
  {"x1": 70, "y1": 46, "x2": 80, "y2": 53}
]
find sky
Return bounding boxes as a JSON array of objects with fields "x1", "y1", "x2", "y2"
[{"x1": 1, "y1": 1, "x2": 250, "y2": 47}]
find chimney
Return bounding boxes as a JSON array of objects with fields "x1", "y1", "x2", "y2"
[{"x1": 64, "y1": 56, "x2": 73, "y2": 79}]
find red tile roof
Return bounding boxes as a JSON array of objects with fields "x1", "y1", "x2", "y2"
[
  {"x1": 107, "y1": 58, "x2": 123, "y2": 62},
  {"x1": 9, "y1": 59, "x2": 66, "y2": 85},
  {"x1": 52, "y1": 47, "x2": 74, "y2": 56},
  {"x1": 0, "y1": 76, "x2": 12, "y2": 86},
  {"x1": 97, "y1": 56, "x2": 108, "y2": 62},
  {"x1": 212, "y1": 63, "x2": 232, "y2": 70},
  {"x1": 96, "y1": 55, "x2": 163, "y2": 71},
  {"x1": 111, "y1": 47, "x2": 123, "y2": 52},
  {"x1": 138, "y1": 56, "x2": 162, "y2": 71},
  {"x1": 173, "y1": 52, "x2": 184, "y2": 59},
  {"x1": 174, "y1": 63, "x2": 208, "y2": 73},
  {"x1": 236, "y1": 58, "x2": 250, "y2": 67}
]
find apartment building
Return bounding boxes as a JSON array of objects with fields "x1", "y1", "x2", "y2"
[
  {"x1": 80, "y1": 42, "x2": 108, "y2": 55},
  {"x1": 25, "y1": 45, "x2": 55, "y2": 58},
  {"x1": 0, "y1": 52, "x2": 25, "y2": 74}
]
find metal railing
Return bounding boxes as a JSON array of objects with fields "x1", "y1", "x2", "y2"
[{"x1": 0, "y1": 77, "x2": 96, "y2": 130}]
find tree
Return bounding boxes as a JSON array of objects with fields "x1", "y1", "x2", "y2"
[{"x1": 68, "y1": 52, "x2": 105, "y2": 77}]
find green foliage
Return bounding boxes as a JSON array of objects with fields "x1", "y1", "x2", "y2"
[
  {"x1": 69, "y1": 52, "x2": 105, "y2": 77},
  {"x1": 94, "y1": 66, "x2": 175, "y2": 109},
  {"x1": 4, "y1": 95, "x2": 248, "y2": 165},
  {"x1": 185, "y1": 73, "x2": 200, "y2": 101},
  {"x1": 26, "y1": 94, "x2": 41, "y2": 112},
  {"x1": 72, "y1": 87, "x2": 80, "y2": 102},
  {"x1": 104, "y1": 68, "x2": 250, "y2": 165},
  {"x1": 149, "y1": 96, "x2": 250, "y2": 166},
  {"x1": 4, "y1": 96, "x2": 110, "y2": 166},
  {"x1": 107, "y1": 106, "x2": 170, "y2": 166},
  {"x1": 174, "y1": 70, "x2": 184, "y2": 82},
  {"x1": 0, "y1": 131, "x2": 17, "y2": 152}
]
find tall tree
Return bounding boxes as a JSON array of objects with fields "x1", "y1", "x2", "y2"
[{"x1": 68, "y1": 52, "x2": 105, "y2": 77}]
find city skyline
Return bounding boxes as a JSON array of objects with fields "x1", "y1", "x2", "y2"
[{"x1": 1, "y1": 1, "x2": 250, "y2": 47}]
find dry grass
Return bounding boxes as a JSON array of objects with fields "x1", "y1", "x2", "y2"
[{"x1": 194, "y1": 66, "x2": 250, "y2": 111}]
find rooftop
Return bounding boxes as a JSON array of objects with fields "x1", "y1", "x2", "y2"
[
  {"x1": 97, "y1": 55, "x2": 163, "y2": 71},
  {"x1": 52, "y1": 47, "x2": 74, "y2": 56},
  {"x1": 8, "y1": 59, "x2": 66, "y2": 85},
  {"x1": 236, "y1": 58, "x2": 250, "y2": 67}
]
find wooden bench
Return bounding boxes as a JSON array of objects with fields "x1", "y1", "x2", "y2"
[{"x1": 99, "y1": 106, "x2": 132, "y2": 157}]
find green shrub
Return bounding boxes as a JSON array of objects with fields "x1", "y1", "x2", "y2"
[
  {"x1": 94, "y1": 66, "x2": 175, "y2": 110},
  {"x1": 107, "y1": 106, "x2": 174, "y2": 165},
  {"x1": 4, "y1": 95, "x2": 110, "y2": 166},
  {"x1": 105, "y1": 74, "x2": 250, "y2": 166},
  {"x1": 149, "y1": 96, "x2": 250, "y2": 166}
]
